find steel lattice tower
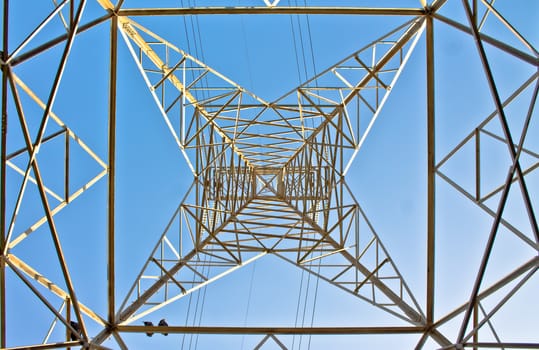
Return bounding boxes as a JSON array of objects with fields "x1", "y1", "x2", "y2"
[{"x1": 1, "y1": 0, "x2": 538, "y2": 349}]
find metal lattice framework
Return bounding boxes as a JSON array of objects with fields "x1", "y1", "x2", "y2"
[{"x1": 0, "y1": 0, "x2": 538, "y2": 349}]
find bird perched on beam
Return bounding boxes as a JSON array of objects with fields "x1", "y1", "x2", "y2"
[
  {"x1": 69, "y1": 321, "x2": 82, "y2": 341},
  {"x1": 158, "y1": 319, "x2": 169, "y2": 336},
  {"x1": 143, "y1": 321, "x2": 154, "y2": 337}
]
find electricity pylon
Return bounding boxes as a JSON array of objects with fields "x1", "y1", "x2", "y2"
[{"x1": 1, "y1": 0, "x2": 537, "y2": 349}]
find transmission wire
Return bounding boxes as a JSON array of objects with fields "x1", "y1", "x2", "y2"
[
  {"x1": 305, "y1": 4, "x2": 322, "y2": 338},
  {"x1": 292, "y1": 265, "x2": 306, "y2": 350},
  {"x1": 192, "y1": 254, "x2": 211, "y2": 349},
  {"x1": 307, "y1": 251, "x2": 322, "y2": 349},
  {"x1": 240, "y1": 261, "x2": 258, "y2": 350},
  {"x1": 178, "y1": 0, "x2": 212, "y2": 348},
  {"x1": 289, "y1": 1, "x2": 322, "y2": 347}
]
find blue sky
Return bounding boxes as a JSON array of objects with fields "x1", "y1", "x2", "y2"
[{"x1": 2, "y1": 0, "x2": 538, "y2": 349}]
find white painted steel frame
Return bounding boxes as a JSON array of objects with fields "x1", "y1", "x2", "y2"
[{"x1": 0, "y1": 0, "x2": 537, "y2": 349}]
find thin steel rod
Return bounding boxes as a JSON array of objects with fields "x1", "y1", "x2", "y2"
[
  {"x1": 118, "y1": 7, "x2": 426, "y2": 16},
  {"x1": 117, "y1": 325, "x2": 426, "y2": 335},
  {"x1": 107, "y1": 14, "x2": 118, "y2": 328}
]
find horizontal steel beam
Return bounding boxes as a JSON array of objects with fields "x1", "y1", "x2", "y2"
[
  {"x1": 463, "y1": 343, "x2": 539, "y2": 349},
  {"x1": 118, "y1": 7, "x2": 425, "y2": 16},
  {"x1": 117, "y1": 325, "x2": 425, "y2": 335},
  {"x1": 3, "y1": 342, "x2": 82, "y2": 350}
]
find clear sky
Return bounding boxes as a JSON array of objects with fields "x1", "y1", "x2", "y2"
[{"x1": 2, "y1": 0, "x2": 538, "y2": 349}]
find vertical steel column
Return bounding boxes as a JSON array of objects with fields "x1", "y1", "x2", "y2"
[
  {"x1": 107, "y1": 14, "x2": 118, "y2": 328},
  {"x1": 0, "y1": 0, "x2": 8, "y2": 346},
  {"x1": 66, "y1": 297, "x2": 71, "y2": 350},
  {"x1": 426, "y1": 13, "x2": 436, "y2": 327}
]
